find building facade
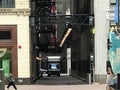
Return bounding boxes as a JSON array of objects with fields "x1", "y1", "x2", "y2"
[
  {"x1": 0, "y1": 0, "x2": 31, "y2": 84},
  {"x1": 0, "y1": 0, "x2": 118, "y2": 84}
]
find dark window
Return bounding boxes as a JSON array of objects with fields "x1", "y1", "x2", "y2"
[
  {"x1": 56, "y1": 0, "x2": 71, "y2": 15},
  {"x1": 0, "y1": 0, "x2": 2, "y2": 7},
  {"x1": 0, "y1": 31, "x2": 11, "y2": 39},
  {"x1": 0, "y1": 0, "x2": 15, "y2": 8},
  {"x1": 49, "y1": 63, "x2": 60, "y2": 69}
]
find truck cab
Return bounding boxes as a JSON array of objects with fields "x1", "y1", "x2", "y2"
[{"x1": 47, "y1": 56, "x2": 61, "y2": 77}]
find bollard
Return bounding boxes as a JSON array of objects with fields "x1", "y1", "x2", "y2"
[
  {"x1": 87, "y1": 73, "x2": 91, "y2": 84},
  {"x1": 0, "y1": 69, "x2": 5, "y2": 90}
]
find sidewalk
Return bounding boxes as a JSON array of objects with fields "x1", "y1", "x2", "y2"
[{"x1": 5, "y1": 84, "x2": 106, "y2": 90}]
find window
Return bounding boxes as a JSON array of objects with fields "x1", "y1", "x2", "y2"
[
  {"x1": 0, "y1": 31, "x2": 11, "y2": 40},
  {"x1": 49, "y1": 63, "x2": 60, "y2": 69},
  {"x1": 110, "y1": 0, "x2": 116, "y2": 3},
  {"x1": 66, "y1": 0, "x2": 70, "y2": 15},
  {"x1": 110, "y1": 0, "x2": 116, "y2": 5},
  {"x1": 0, "y1": 0, "x2": 15, "y2": 8},
  {"x1": 56, "y1": 0, "x2": 71, "y2": 15},
  {"x1": 56, "y1": 3, "x2": 65, "y2": 14}
]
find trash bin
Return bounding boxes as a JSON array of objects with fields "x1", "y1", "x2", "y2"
[{"x1": 0, "y1": 69, "x2": 5, "y2": 90}]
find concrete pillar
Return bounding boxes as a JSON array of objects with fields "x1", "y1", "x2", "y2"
[{"x1": 94, "y1": 0, "x2": 110, "y2": 83}]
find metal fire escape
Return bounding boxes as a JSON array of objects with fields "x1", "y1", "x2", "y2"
[
  {"x1": 32, "y1": 0, "x2": 57, "y2": 52},
  {"x1": 30, "y1": 0, "x2": 94, "y2": 52}
]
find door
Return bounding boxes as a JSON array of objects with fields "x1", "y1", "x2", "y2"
[
  {"x1": 0, "y1": 25, "x2": 17, "y2": 77},
  {"x1": 0, "y1": 48, "x2": 11, "y2": 76}
]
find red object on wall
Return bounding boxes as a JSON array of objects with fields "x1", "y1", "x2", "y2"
[{"x1": 18, "y1": 45, "x2": 22, "y2": 49}]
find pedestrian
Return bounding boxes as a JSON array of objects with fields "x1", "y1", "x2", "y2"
[
  {"x1": 7, "y1": 73, "x2": 17, "y2": 90},
  {"x1": 106, "y1": 61, "x2": 118, "y2": 90}
]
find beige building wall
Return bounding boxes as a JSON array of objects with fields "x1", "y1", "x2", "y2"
[
  {"x1": 16, "y1": 0, "x2": 30, "y2": 8},
  {"x1": 94, "y1": 0, "x2": 110, "y2": 83},
  {"x1": 0, "y1": 0, "x2": 30, "y2": 79}
]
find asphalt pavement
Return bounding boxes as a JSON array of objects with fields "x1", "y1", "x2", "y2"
[{"x1": 36, "y1": 75, "x2": 87, "y2": 85}]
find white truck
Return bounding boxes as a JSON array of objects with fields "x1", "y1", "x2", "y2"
[{"x1": 47, "y1": 56, "x2": 61, "y2": 77}]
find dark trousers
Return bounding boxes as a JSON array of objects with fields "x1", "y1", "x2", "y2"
[{"x1": 7, "y1": 82, "x2": 17, "y2": 89}]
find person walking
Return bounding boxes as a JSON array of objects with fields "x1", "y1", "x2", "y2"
[
  {"x1": 106, "y1": 61, "x2": 118, "y2": 90},
  {"x1": 7, "y1": 73, "x2": 17, "y2": 90}
]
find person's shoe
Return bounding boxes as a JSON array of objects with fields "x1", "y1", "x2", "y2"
[{"x1": 7, "y1": 87, "x2": 9, "y2": 90}]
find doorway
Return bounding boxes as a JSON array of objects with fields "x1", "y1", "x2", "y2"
[{"x1": 0, "y1": 25, "x2": 17, "y2": 77}]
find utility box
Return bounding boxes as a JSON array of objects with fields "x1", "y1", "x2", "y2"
[
  {"x1": 0, "y1": 69, "x2": 5, "y2": 90},
  {"x1": 47, "y1": 56, "x2": 61, "y2": 77}
]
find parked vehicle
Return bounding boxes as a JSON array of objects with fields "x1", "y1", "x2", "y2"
[{"x1": 47, "y1": 56, "x2": 61, "y2": 77}]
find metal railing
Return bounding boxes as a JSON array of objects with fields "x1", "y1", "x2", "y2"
[{"x1": 30, "y1": 14, "x2": 94, "y2": 28}]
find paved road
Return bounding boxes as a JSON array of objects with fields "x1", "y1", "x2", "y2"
[
  {"x1": 5, "y1": 75, "x2": 106, "y2": 90},
  {"x1": 5, "y1": 84, "x2": 106, "y2": 90},
  {"x1": 36, "y1": 75, "x2": 87, "y2": 85}
]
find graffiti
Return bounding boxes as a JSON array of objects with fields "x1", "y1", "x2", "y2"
[{"x1": 0, "y1": 48, "x2": 7, "y2": 58}]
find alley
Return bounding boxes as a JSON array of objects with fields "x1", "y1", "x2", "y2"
[
  {"x1": 5, "y1": 75, "x2": 106, "y2": 90},
  {"x1": 35, "y1": 75, "x2": 87, "y2": 85}
]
